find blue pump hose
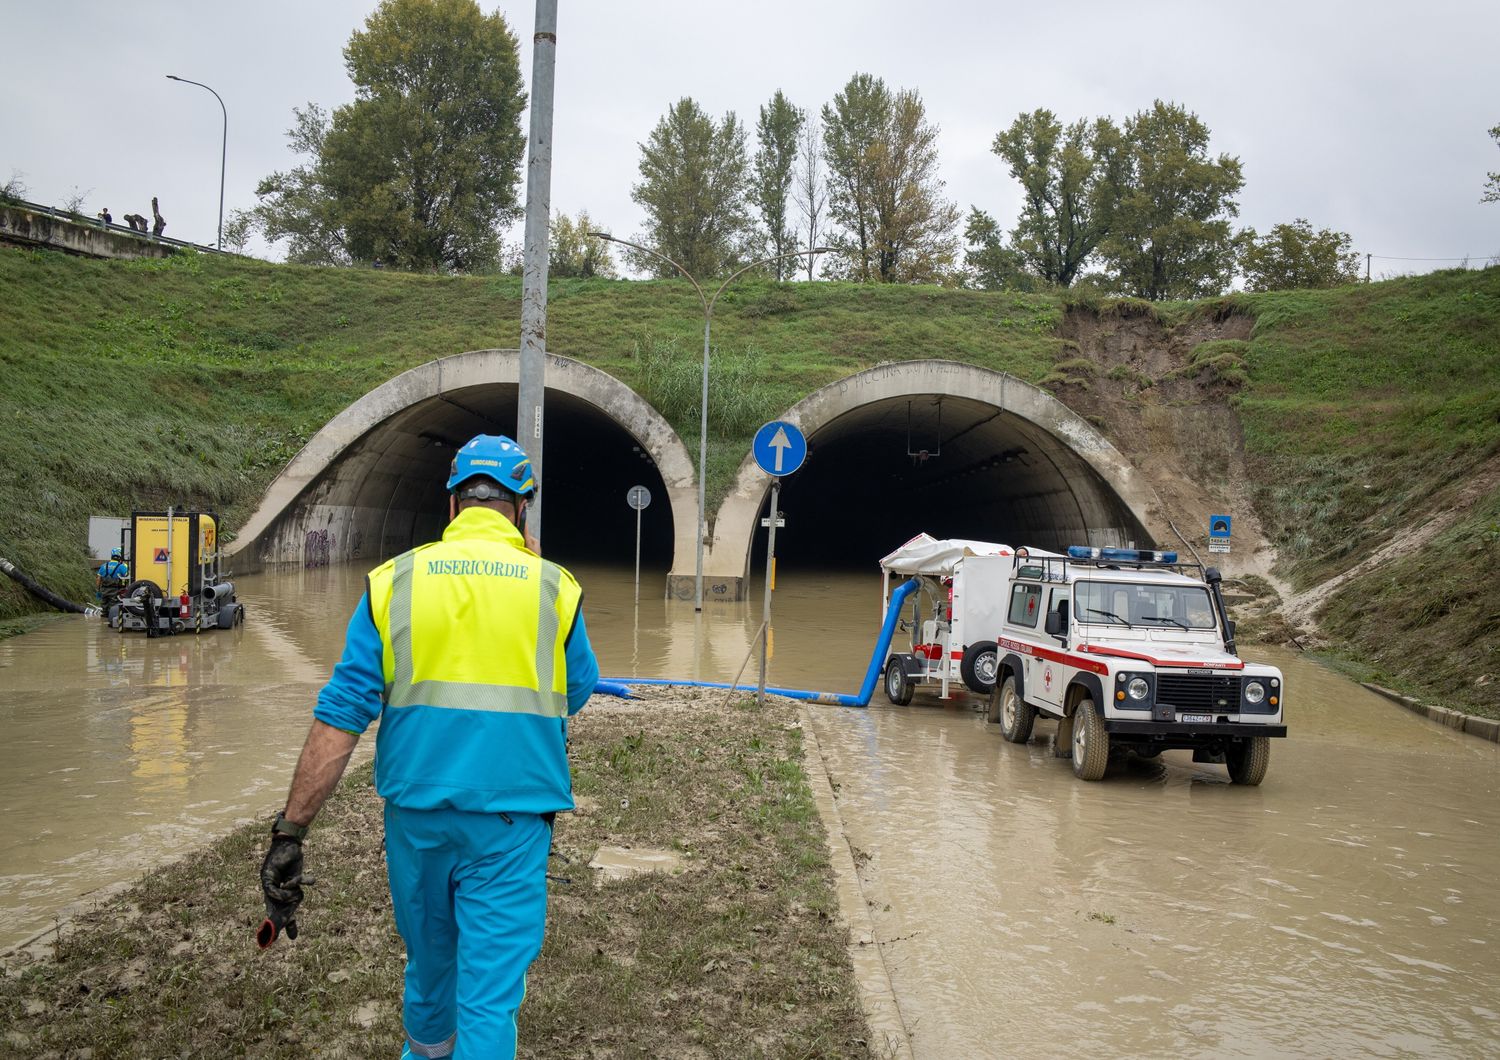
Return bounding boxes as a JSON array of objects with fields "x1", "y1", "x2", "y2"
[{"x1": 599, "y1": 577, "x2": 921, "y2": 708}]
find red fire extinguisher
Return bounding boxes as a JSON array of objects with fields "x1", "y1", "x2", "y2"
[{"x1": 178, "y1": 593, "x2": 191, "y2": 619}]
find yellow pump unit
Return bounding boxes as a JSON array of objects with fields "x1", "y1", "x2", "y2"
[{"x1": 129, "y1": 511, "x2": 216, "y2": 598}]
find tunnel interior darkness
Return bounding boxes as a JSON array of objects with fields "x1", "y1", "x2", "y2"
[
  {"x1": 291, "y1": 383, "x2": 674, "y2": 570},
  {"x1": 749, "y1": 395, "x2": 1149, "y2": 572}
]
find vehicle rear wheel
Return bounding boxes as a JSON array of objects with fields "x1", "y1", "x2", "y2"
[
  {"x1": 885, "y1": 657, "x2": 914, "y2": 706},
  {"x1": 960, "y1": 641, "x2": 998, "y2": 694},
  {"x1": 1071, "y1": 697, "x2": 1109, "y2": 781},
  {"x1": 1226, "y1": 736, "x2": 1270, "y2": 786},
  {"x1": 995, "y1": 676, "x2": 1036, "y2": 743}
]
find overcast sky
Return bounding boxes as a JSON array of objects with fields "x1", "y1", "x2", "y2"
[{"x1": 4, "y1": 0, "x2": 1498, "y2": 280}]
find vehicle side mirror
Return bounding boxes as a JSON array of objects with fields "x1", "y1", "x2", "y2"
[
  {"x1": 1225, "y1": 619, "x2": 1237, "y2": 640},
  {"x1": 1045, "y1": 611, "x2": 1066, "y2": 637}
]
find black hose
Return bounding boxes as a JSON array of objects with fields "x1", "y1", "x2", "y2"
[{"x1": 0, "y1": 556, "x2": 99, "y2": 616}]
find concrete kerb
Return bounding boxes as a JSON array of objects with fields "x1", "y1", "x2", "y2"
[
  {"x1": 1361, "y1": 683, "x2": 1500, "y2": 742},
  {"x1": 798, "y1": 706, "x2": 914, "y2": 1059}
]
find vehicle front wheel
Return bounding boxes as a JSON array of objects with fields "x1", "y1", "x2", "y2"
[
  {"x1": 960, "y1": 641, "x2": 998, "y2": 694},
  {"x1": 994, "y1": 676, "x2": 1036, "y2": 744},
  {"x1": 1071, "y1": 697, "x2": 1109, "y2": 781},
  {"x1": 1226, "y1": 736, "x2": 1270, "y2": 786},
  {"x1": 885, "y1": 657, "x2": 914, "y2": 706}
]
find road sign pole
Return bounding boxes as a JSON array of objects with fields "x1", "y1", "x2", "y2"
[
  {"x1": 757, "y1": 480, "x2": 780, "y2": 707},
  {"x1": 626, "y1": 484, "x2": 652, "y2": 605}
]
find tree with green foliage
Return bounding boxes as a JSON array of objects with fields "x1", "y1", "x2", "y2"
[
  {"x1": 1101, "y1": 100, "x2": 1244, "y2": 300},
  {"x1": 631, "y1": 97, "x2": 753, "y2": 279},
  {"x1": 753, "y1": 91, "x2": 805, "y2": 280},
  {"x1": 1484, "y1": 123, "x2": 1500, "y2": 203},
  {"x1": 222, "y1": 209, "x2": 256, "y2": 255},
  {"x1": 822, "y1": 73, "x2": 959, "y2": 283},
  {"x1": 821, "y1": 74, "x2": 888, "y2": 280},
  {"x1": 549, "y1": 210, "x2": 616, "y2": 279},
  {"x1": 987, "y1": 109, "x2": 1126, "y2": 287},
  {"x1": 254, "y1": 0, "x2": 526, "y2": 271},
  {"x1": 963, "y1": 209, "x2": 1048, "y2": 292},
  {"x1": 1240, "y1": 219, "x2": 1360, "y2": 291}
]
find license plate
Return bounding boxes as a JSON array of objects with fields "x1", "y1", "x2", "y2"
[{"x1": 1181, "y1": 713, "x2": 1213, "y2": 724}]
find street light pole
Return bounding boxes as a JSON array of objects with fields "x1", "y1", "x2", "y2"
[
  {"x1": 166, "y1": 75, "x2": 226, "y2": 250},
  {"x1": 589, "y1": 233, "x2": 830, "y2": 610}
]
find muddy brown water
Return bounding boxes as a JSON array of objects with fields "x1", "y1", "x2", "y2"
[{"x1": 3, "y1": 566, "x2": 1499, "y2": 1056}]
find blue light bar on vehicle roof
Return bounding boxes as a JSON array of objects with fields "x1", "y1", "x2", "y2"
[{"x1": 1067, "y1": 546, "x2": 1178, "y2": 564}]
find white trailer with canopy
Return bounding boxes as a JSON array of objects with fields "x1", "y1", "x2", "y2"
[{"x1": 879, "y1": 533, "x2": 1018, "y2": 703}]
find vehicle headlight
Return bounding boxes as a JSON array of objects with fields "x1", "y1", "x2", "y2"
[
  {"x1": 1127, "y1": 677, "x2": 1150, "y2": 700},
  {"x1": 1244, "y1": 681, "x2": 1266, "y2": 704}
]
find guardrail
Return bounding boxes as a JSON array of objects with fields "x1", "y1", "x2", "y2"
[{"x1": 1, "y1": 196, "x2": 227, "y2": 254}]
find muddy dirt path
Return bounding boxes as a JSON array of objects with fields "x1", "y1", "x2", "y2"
[{"x1": 804, "y1": 650, "x2": 1500, "y2": 1057}]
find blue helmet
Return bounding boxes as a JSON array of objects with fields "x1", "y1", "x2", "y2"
[
  {"x1": 447, "y1": 434, "x2": 535, "y2": 497},
  {"x1": 110, "y1": 548, "x2": 123, "y2": 560}
]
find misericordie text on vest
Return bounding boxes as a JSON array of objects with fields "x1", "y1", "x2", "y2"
[{"x1": 425, "y1": 559, "x2": 533, "y2": 579}]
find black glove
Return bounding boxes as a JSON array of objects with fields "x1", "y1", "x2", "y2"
[{"x1": 258, "y1": 833, "x2": 303, "y2": 948}]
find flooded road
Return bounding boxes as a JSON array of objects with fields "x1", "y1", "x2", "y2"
[
  {"x1": 3, "y1": 562, "x2": 1499, "y2": 1058},
  {"x1": 0, "y1": 561, "x2": 872, "y2": 952},
  {"x1": 804, "y1": 650, "x2": 1500, "y2": 1057}
]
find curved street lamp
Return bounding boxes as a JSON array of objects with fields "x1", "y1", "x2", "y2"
[
  {"x1": 590, "y1": 233, "x2": 830, "y2": 611},
  {"x1": 166, "y1": 74, "x2": 226, "y2": 250}
]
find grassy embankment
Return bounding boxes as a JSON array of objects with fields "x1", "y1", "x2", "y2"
[
  {"x1": 0, "y1": 245, "x2": 1059, "y2": 623},
  {"x1": 1221, "y1": 270, "x2": 1500, "y2": 716},
  {"x1": 0, "y1": 693, "x2": 876, "y2": 1057},
  {"x1": 2, "y1": 245, "x2": 1497, "y2": 712}
]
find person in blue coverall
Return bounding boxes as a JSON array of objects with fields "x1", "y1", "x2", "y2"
[{"x1": 261, "y1": 435, "x2": 599, "y2": 1059}]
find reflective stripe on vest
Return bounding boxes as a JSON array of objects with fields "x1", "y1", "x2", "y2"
[{"x1": 383, "y1": 551, "x2": 568, "y2": 718}]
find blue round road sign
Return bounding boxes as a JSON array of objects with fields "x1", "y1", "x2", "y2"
[{"x1": 752, "y1": 420, "x2": 807, "y2": 477}]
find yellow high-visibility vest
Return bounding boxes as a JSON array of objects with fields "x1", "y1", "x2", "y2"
[{"x1": 367, "y1": 507, "x2": 582, "y2": 718}]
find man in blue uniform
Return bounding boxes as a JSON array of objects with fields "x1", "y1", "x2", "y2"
[
  {"x1": 96, "y1": 548, "x2": 130, "y2": 607},
  {"x1": 261, "y1": 435, "x2": 598, "y2": 1059}
]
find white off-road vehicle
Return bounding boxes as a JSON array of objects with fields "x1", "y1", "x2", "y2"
[{"x1": 988, "y1": 546, "x2": 1286, "y2": 785}]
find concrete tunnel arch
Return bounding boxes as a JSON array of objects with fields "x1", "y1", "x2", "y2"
[
  {"x1": 696, "y1": 359, "x2": 1162, "y2": 598},
  {"x1": 228, "y1": 349, "x2": 699, "y2": 572}
]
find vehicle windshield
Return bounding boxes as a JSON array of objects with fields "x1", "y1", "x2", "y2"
[{"x1": 1075, "y1": 580, "x2": 1218, "y2": 630}]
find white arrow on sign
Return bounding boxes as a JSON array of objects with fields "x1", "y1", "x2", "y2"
[{"x1": 769, "y1": 426, "x2": 791, "y2": 473}]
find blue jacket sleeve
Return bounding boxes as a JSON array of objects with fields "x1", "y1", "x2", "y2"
[
  {"x1": 565, "y1": 608, "x2": 599, "y2": 714},
  {"x1": 314, "y1": 594, "x2": 385, "y2": 734}
]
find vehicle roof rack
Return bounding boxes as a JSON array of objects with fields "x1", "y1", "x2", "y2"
[{"x1": 1012, "y1": 545, "x2": 1207, "y2": 582}]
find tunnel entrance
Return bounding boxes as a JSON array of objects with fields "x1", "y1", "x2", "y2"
[
  {"x1": 232, "y1": 351, "x2": 694, "y2": 574},
  {"x1": 714, "y1": 361, "x2": 1160, "y2": 594},
  {"x1": 346, "y1": 385, "x2": 675, "y2": 569},
  {"x1": 751, "y1": 395, "x2": 1147, "y2": 572}
]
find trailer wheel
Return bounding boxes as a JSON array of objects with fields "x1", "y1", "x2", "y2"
[
  {"x1": 1226, "y1": 736, "x2": 1270, "y2": 786},
  {"x1": 960, "y1": 641, "x2": 999, "y2": 694},
  {"x1": 885, "y1": 658, "x2": 914, "y2": 706},
  {"x1": 1071, "y1": 697, "x2": 1109, "y2": 781},
  {"x1": 123, "y1": 579, "x2": 163, "y2": 601},
  {"x1": 995, "y1": 676, "x2": 1036, "y2": 743}
]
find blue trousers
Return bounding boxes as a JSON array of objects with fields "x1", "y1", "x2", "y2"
[{"x1": 384, "y1": 804, "x2": 551, "y2": 1060}]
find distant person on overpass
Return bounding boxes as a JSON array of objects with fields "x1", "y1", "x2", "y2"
[
  {"x1": 96, "y1": 548, "x2": 129, "y2": 606},
  {"x1": 260, "y1": 433, "x2": 598, "y2": 1059},
  {"x1": 97, "y1": 208, "x2": 112, "y2": 227}
]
